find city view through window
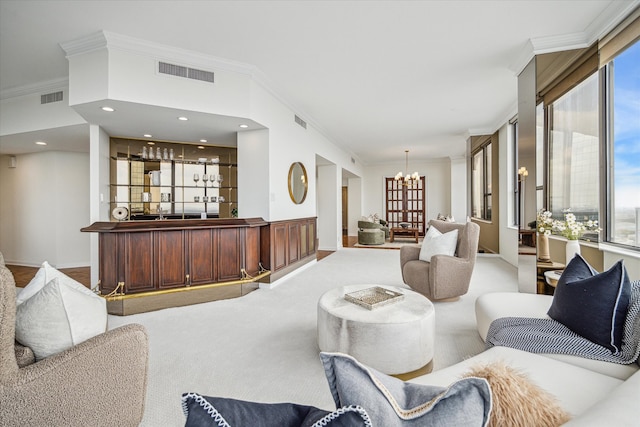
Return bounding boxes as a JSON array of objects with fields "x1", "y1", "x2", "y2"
[{"x1": 611, "y1": 40, "x2": 640, "y2": 248}]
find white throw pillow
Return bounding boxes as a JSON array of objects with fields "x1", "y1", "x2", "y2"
[
  {"x1": 15, "y1": 271, "x2": 107, "y2": 360},
  {"x1": 17, "y1": 261, "x2": 88, "y2": 305},
  {"x1": 419, "y1": 226, "x2": 459, "y2": 262}
]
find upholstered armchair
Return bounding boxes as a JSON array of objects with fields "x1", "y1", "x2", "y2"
[
  {"x1": 0, "y1": 253, "x2": 149, "y2": 427},
  {"x1": 400, "y1": 220, "x2": 480, "y2": 301},
  {"x1": 357, "y1": 220, "x2": 389, "y2": 245}
]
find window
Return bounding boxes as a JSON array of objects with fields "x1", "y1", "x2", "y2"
[
  {"x1": 472, "y1": 142, "x2": 492, "y2": 220},
  {"x1": 548, "y1": 72, "x2": 600, "y2": 238},
  {"x1": 605, "y1": 38, "x2": 640, "y2": 249}
]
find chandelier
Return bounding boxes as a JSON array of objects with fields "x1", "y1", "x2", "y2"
[{"x1": 394, "y1": 150, "x2": 421, "y2": 185}]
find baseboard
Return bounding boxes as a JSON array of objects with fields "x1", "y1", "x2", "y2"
[
  {"x1": 107, "y1": 282, "x2": 259, "y2": 315},
  {"x1": 259, "y1": 259, "x2": 317, "y2": 290}
]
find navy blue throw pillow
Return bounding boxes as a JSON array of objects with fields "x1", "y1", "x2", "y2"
[
  {"x1": 182, "y1": 393, "x2": 371, "y2": 427},
  {"x1": 548, "y1": 255, "x2": 631, "y2": 353}
]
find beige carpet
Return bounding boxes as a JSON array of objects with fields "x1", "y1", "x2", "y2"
[{"x1": 108, "y1": 248, "x2": 518, "y2": 426}]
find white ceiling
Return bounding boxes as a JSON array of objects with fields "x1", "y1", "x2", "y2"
[{"x1": 0, "y1": 0, "x2": 637, "y2": 164}]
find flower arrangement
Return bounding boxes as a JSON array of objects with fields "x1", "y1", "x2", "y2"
[
  {"x1": 552, "y1": 210, "x2": 600, "y2": 240},
  {"x1": 536, "y1": 210, "x2": 555, "y2": 236},
  {"x1": 537, "y1": 209, "x2": 600, "y2": 240}
]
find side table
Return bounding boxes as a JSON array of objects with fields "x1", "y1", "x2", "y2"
[
  {"x1": 536, "y1": 261, "x2": 565, "y2": 295},
  {"x1": 390, "y1": 227, "x2": 419, "y2": 243},
  {"x1": 544, "y1": 270, "x2": 563, "y2": 288}
]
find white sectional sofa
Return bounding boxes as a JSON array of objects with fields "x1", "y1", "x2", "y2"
[{"x1": 406, "y1": 292, "x2": 639, "y2": 426}]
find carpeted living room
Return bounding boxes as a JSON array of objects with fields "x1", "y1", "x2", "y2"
[
  {"x1": 2, "y1": 1, "x2": 640, "y2": 426},
  {"x1": 104, "y1": 248, "x2": 518, "y2": 425}
]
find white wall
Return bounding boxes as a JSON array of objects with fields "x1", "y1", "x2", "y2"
[
  {"x1": 362, "y1": 158, "x2": 451, "y2": 223},
  {"x1": 67, "y1": 46, "x2": 252, "y2": 118},
  {"x1": 88, "y1": 125, "x2": 111, "y2": 285},
  {"x1": 0, "y1": 151, "x2": 90, "y2": 267},
  {"x1": 246, "y1": 81, "x2": 317, "y2": 221},
  {"x1": 317, "y1": 164, "x2": 338, "y2": 250},
  {"x1": 0, "y1": 88, "x2": 86, "y2": 136},
  {"x1": 603, "y1": 248, "x2": 640, "y2": 281},
  {"x1": 67, "y1": 49, "x2": 109, "y2": 107},
  {"x1": 237, "y1": 129, "x2": 270, "y2": 219},
  {"x1": 347, "y1": 176, "x2": 362, "y2": 237},
  {"x1": 449, "y1": 156, "x2": 467, "y2": 222}
]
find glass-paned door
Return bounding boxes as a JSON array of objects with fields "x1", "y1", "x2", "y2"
[{"x1": 385, "y1": 177, "x2": 426, "y2": 234}]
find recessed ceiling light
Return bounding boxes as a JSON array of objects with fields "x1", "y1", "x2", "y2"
[
  {"x1": 101, "y1": 106, "x2": 115, "y2": 112},
  {"x1": 197, "y1": 146, "x2": 205, "y2": 149},
  {"x1": 143, "y1": 134, "x2": 152, "y2": 138},
  {"x1": 239, "y1": 124, "x2": 249, "y2": 128},
  {"x1": 178, "y1": 116, "x2": 188, "y2": 121},
  {"x1": 200, "y1": 139, "x2": 207, "y2": 143},
  {"x1": 35, "y1": 141, "x2": 47, "y2": 146},
  {"x1": 147, "y1": 141, "x2": 155, "y2": 145}
]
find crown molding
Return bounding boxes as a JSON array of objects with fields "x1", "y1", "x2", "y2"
[
  {"x1": 508, "y1": 0, "x2": 639, "y2": 76},
  {"x1": 584, "y1": 0, "x2": 640, "y2": 43},
  {"x1": 0, "y1": 77, "x2": 68, "y2": 100},
  {"x1": 60, "y1": 31, "x2": 107, "y2": 57}
]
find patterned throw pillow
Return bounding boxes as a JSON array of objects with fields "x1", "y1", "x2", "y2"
[
  {"x1": 548, "y1": 255, "x2": 631, "y2": 353},
  {"x1": 320, "y1": 352, "x2": 491, "y2": 426},
  {"x1": 181, "y1": 393, "x2": 371, "y2": 427}
]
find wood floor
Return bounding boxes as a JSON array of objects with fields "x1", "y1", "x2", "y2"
[{"x1": 7, "y1": 265, "x2": 91, "y2": 288}]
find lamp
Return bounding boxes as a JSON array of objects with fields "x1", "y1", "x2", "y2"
[
  {"x1": 518, "y1": 166, "x2": 528, "y2": 181},
  {"x1": 394, "y1": 150, "x2": 420, "y2": 185}
]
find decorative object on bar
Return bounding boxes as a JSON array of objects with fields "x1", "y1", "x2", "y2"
[
  {"x1": 112, "y1": 206, "x2": 129, "y2": 221},
  {"x1": 148, "y1": 170, "x2": 161, "y2": 186},
  {"x1": 394, "y1": 150, "x2": 420, "y2": 185}
]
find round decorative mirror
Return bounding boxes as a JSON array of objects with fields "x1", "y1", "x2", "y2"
[{"x1": 288, "y1": 162, "x2": 308, "y2": 204}]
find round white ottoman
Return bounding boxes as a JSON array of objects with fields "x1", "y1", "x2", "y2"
[{"x1": 317, "y1": 285, "x2": 435, "y2": 376}]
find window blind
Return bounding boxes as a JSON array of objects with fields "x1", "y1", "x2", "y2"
[{"x1": 599, "y1": 8, "x2": 640, "y2": 67}]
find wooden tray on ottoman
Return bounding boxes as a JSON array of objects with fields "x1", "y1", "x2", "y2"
[{"x1": 344, "y1": 286, "x2": 404, "y2": 310}]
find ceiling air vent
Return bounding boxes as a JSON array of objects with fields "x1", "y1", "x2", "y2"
[
  {"x1": 41, "y1": 91, "x2": 63, "y2": 104},
  {"x1": 294, "y1": 115, "x2": 307, "y2": 129},
  {"x1": 159, "y1": 61, "x2": 214, "y2": 84}
]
